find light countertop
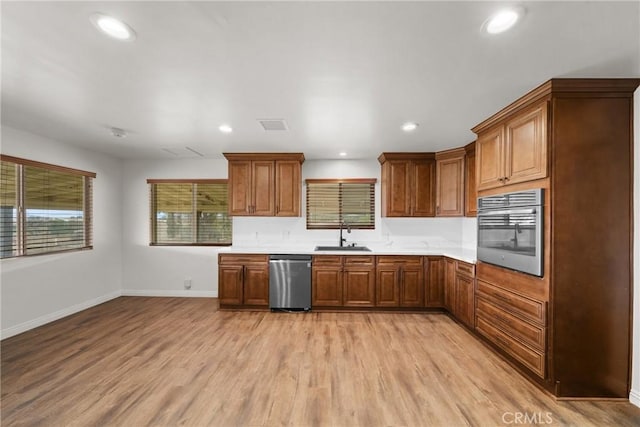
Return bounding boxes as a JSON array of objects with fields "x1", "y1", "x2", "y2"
[{"x1": 219, "y1": 245, "x2": 476, "y2": 264}]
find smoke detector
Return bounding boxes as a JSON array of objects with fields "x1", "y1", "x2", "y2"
[{"x1": 110, "y1": 127, "x2": 127, "y2": 138}]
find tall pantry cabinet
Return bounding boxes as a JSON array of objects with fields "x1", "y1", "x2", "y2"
[{"x1": 472, "y1": 78, "x2": 640, "y2": 398}]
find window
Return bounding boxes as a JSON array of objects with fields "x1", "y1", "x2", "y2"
[
  {"x1": 0, "y1": 155, "x2": 94, "y2": 259},
  {"x1": 148, "y1": 179, "x2": 231, "y2": 245},
  {"x1": 306, "y1": 179, "x2": 376, "y2": 229}
]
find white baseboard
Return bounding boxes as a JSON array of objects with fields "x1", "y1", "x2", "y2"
[
  {"x1": 630, "y1": 389, "x2": 640, "y2": 408},
  {"x1": 121, "y1": 289, "x2": 217, "y2": 298},
  {"x1": 1, "y1": 290, "x2": 122, "y2": 340}
]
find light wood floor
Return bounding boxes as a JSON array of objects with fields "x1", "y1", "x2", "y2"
[{"x1": 2, "y1": 297, "x2": 640, "y2": 426}]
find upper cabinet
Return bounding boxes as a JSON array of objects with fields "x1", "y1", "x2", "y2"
[
  {"x1": 435, "y1": 148, "x2": 465, "y2": 217},
  {"x1": 224, "y1": 153, "x2": 304, "y2": 216},
  {"x1": 378, "y1": 153, "x2": 436, "y2": 217},
  {"x1": 475, "y1": 102, "x2": 548, "y2": 191},
  {"x1": 464, "y1": 142, "x2": 477, "y2": 217}
]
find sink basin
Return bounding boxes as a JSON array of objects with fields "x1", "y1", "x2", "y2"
[{"x1": 314, "y1": 245, "x2": 371, "y2": 252}]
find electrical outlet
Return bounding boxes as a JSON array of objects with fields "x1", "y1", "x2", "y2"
[{"x1": 184, "y1": 278, "x2": 192, "y2": 290}]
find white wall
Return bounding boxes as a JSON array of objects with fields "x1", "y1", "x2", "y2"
[
  {"x1": 630, "y1": 87, "x2": 640, "y2": 407},
  {"x1": 120, "y1": 158, "x2": 229, "y2": 297},
  {"x1": 121, "y1": 158, "x2": 466, "y2": 296},
  {"x1": 0, "y1": 126, "x2": 123, "y2": 338}
]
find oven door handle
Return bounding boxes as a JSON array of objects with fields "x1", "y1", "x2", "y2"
[{"x1": 478, "y1": 208, "x2": 537, "y2": 216}]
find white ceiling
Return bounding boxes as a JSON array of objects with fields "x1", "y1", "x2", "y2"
[{"x1": 2, "y1": 1, "x2": 639, "y2": 160}]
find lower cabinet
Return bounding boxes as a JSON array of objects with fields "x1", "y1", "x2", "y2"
[
  {"x1": 475, "y1": 279, "x2": 547, "y2": 378},
  {"x1": 424, "y1": 256, "x2": 444, "y2": 307},
  {"x1": 218, "y1": 254, "x2": 269, "y2": 307},
  {"x1": 443, "y1": 258, "x2": 475, "y2": 328},
  {"x1": 312, "y1": 255, "x2": 375, "y2": 307},
  {"x1": 375, "y1": 256, "x2": 424, "y2": 307}
]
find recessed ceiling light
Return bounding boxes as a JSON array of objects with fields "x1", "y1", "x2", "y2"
[
  {"x1": 484, "y1": 8, "x2": 523, "y2": 34},
  {"x1": 90, "y1": 13, "x2": 136, "y2": 41},
  {"x1": 219, "y1": 124, "x2": 233, "y2": 134},
  {"x1": 402, "y1": 122, "x2": 418, "y2": 132},
  {"x1": 339, "y1": 152, "x2": 347, "y2": 157}
]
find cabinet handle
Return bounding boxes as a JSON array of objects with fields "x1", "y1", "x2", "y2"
[{"x1": 504, "y1": 176, "x2": 510, "y2": 181}]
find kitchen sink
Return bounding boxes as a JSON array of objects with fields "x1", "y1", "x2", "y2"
[{"x1": 314, "y1": 245, "x2": 371, "y2": 252}]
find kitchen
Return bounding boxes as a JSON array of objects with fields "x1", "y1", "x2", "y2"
[{"x1": 2, "y1": 1, "x2": 640, "y2": 426}]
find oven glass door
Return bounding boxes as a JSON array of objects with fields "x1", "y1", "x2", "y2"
[{"x1": 477, "y1": 206, "x2": 543, "y2": 276}]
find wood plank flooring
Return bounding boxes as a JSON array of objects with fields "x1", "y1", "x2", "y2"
[{"x1": 2, "y1": 297, "x2": 640, "y2": 426}]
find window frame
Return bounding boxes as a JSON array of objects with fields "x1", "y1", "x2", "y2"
[
  {"x1": 0, "y1": 154, "x2": 95, "y2": 259},
  {"x1": 305, "y1": 178, "x2": 376, "y2": 230},
  {"x1": 148, "y1": 179, "x2": 232, "y2": 247}
]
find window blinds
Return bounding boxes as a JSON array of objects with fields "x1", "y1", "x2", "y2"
[
  {"x1": 306, "y1": 179, "x2": 376, "y2": 229},
  {"x1": 148, "y1": 180, "x2": 232, "y2": 245},
  {"x1": 0, "y1": 155, "x2": 95, "y2": 258}
]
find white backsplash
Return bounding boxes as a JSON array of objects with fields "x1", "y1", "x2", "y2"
[{"x1": 232, "y1": 216, "x2": 475, "y2": 249}]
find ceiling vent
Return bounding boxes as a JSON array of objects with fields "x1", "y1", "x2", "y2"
[
  {"x1": 161, "y1": 147, "x2": 204, "y2": 158},
  {"x1": 258, "y1": 119, "x2": 288, "y2": 131}
]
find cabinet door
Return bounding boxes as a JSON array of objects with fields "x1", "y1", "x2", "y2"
[
  {"x1": 275, "y1": 160, "x2": 301, "y2": 217},
  {"x1": 399, "y1": 266, "x2": 424, "y2": 307},
  {"x1": 244, "y1": 264, "x2": 270, "y2": 306},
  {"x1": 425, "y1": 257, "x2": 444, "y2": 307},
  {"x1": 251, "y1": 161, "x2": 275, "y2": 215},
  {"x1": 219, "y1": 265, "x2": 244, "y2": 305},
  {"x1": 505, "y1": 103, "x2": 547, "y2": 185},
  {"x1": 444, "y1": 258, "x2": 456, "y2": 312},
  {"x1": 312, "y1": 265, "x2": 343, "y2": 306},
  {"x1": 464, "y1": 145, "x2": 477, "y2": 217},
  {"x1": 455, "y1": 274, "x2": 475, "y2": 329},
  {"x1": 476, "y1": 126, "x2": 505, "y2": 191},
  {"x1": 412, "y1": 160, "x2": 436, "y2": 217},
  {"x1": 228, "y1": 161, "x2": 252, "y2": 215},
  {"x1": 436, "y1": 156, "x2": 464, "y2": 216},
  {"x1": 376, "y1": 267, "x2": 399, "y2": 306},
  {"x1": 343, "y1": 267, "x2": 375, "y2": 307},
  {"x1": 383, "y1": 161, "x2": 411, "y2": 216}
]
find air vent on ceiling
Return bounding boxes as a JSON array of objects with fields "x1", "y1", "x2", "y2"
[
  {"x1": 161, "y1": 147, "x2": 204, "y2": 158},
  {"x1": 258, "y1": 119, "x2": 288, "y2": 131}
]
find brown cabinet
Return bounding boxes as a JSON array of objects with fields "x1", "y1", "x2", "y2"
[
  {"x1": 464, "y1": 142, "x2": 477, "y2": 217},
  {"x1": 224, "y1": 153, "x2": 304, "y2": 216},
  {"x1": 435, "y1": 148, "x2": 465, "y2": 216},
  {"x1": 443, "y1": 258, "x2": 475, "y2": 328},
  {"x1": 472, "y1": 78, "x2": 640, "y2": 398},
  {"x1": 312, "y1": 255, "x2": 375, "y2": 307},
  {"x1": 375, "y1": 256, "x2": 424, "y2": 307},
  {"x1": 475, "y1": 102, "x2": 547, "y2": 191},
  {"x1": 454, "y1": 270, "x2": 474, "y2": 328},
  {"x1": 424, "y1": 256, "x2": 444, "y2": 307},
  {"x1": 443, "y1": 258, "x2": 455, "y2": 311},
  {"x1": 218, "y1": 254, "x2": 269, "y2": 307},
  {"x1": 378, "y1": 153, "x2": 436, "y2": 217}
]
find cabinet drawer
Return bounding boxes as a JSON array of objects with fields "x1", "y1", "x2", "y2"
[
  {"x1": 476, "y1": 297, "x2": 545, "y2": 350},
  {"x1": 476, "y1": 317, "x2": 545, "y2": 378},
  {"x1": 344, "y1": 256, "x2": 375, "y2": 266},
  {"x1": 376, "y1": 256, "x2": 423, "y2": 266},
  {"x1": 312, "y1": 255, "x2": 343, "y2": 265},
  {"x1": 219, "y1": 254, "x2": 268, "y2": 264},
  {"x1": 455, "y1": 261, "x2": 475, "y2": 277},
  {"x1": 477, "y1": 280, "x2": 545, "y2": 325}
]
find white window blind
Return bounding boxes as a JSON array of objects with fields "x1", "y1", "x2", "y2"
[
  {"x1": 148, "y1": 180, "x2": 232, "y2": 245},
  {"x1": 0, "y1": 155, "x2": 94, "y2": 258},
  {"x1": 306, "y1": 179, "x2": 376, "y2": 229}
]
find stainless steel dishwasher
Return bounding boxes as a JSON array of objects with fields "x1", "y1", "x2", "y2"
[{"x1": 269, "y1": 255, "x2": 312, "y2": 311}]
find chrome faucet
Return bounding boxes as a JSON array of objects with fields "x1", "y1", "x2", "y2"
[{"x1": 339, "y1": 221, "x2": 351, "y2": 247}]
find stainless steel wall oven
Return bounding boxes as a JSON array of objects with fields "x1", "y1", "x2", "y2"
[{"x1": 477, "y1": 189, "x2": 544, "y2": 277}]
